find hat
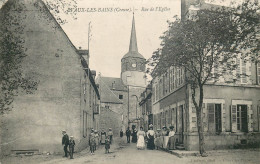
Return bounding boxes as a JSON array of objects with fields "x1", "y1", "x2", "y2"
[
  {"x1": 70, "y1": 136, "x2": 74, "y2": 138},
  {"x1": 62, "y1": 130, "x2": 66, "y2": 132},
  {"x1": 170, "y1": 125, "x2": 174, "y2": 129},
  {"x1": 149, "y1": 124, "x2": 153, "y2": 128},
  {"x1": 109, "y1": 128, "x2": 112, "y2": 130},
  {"x1": 157, "y1": 129, "x2": 161, "y2": 131},
  {"x1": 162, "y1": 126, "x2": 166, "y2": 129},
  {"x1": 94, "y1": 130, "x2": 97, "y2": 133}
]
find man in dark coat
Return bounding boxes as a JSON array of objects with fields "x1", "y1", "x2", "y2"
[
  {"x1": 62, "y1": 130, "x2": 69, "y2": 157},
  {"x1": 126, "y1": 127, "x2": 131, "y2": 143}
]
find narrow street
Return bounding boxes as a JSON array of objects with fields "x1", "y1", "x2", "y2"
[
  {"x1": 1, "y1": 137, "x2": 260, "y2": 164},
  {"x1": 38, "y1": 137, "x2": 188, "y2": 164}
]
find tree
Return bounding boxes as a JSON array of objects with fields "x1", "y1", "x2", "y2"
[
  {"x1": 0, "y1": 0, "x2": 78, "y2": 114},
  {"x1": 148, "y1": 1, "x2": 259, "y2": 156}
]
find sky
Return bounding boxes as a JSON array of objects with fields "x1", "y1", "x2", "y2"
[
  {"x1": 0, "y1": 0, "x2": 244, "y2": 78},
  {"x1": 60, "y1": 0, "x2": 181, "y2": 78}
]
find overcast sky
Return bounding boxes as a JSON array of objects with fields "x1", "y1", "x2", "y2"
[
  {"x1": 60, "y1": 0, "x2": 181, "y2": 78},
  {"x1": 0, "y1": 0, "x2": 243, "y2": 78}
]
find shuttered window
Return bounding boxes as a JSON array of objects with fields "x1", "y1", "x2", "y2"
[
  {"x1": 207, "y1": 103, "x2": 222, "y2": 133},
  {"x1": 237, "y1": 105, "x2": 248, "y2": 132}
]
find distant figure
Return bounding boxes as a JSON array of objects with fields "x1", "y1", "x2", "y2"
[
  {"x1": 100, "y1": 129, "x2": 106, "y2": 145},
  {"x1": 136, "y1": 127, "x2": 145, "y2": 149},
  {"x1": 94, "y1": 130, "x2": 99, "y2": 150},
  {"x1": 120, "y1": 129, "x2": 124, "y2": 138},
  {"x1": 132, "y1": 127, "x2": 138, "y2": 143},
  {"x1": 168, "y1": 126, "x2": 176, "y2": 150},
  {"x1": 62, "y1": 130, "x2": 69, "y2": 157},
  {"x1": 69, "y1": 136, "x2": 75, "y2": 159},
  {"x1": 161, "y1": 126, "x2": 168, "y2": 136},
  {"x1": 108, "y1": 128, "x2": 113, "y2": 144},
  {"x1": 126, "y1": 127, "x2": 131, "y2": 143},
  {"x1": 154, "y1": 129, "x2": 161, "y2": 150},
  {"x1": 146, "y1": 124, "x2": 155, "y2": 150},
  {"x1": 105, "y1": 136, "x2": 110, "y2": 154},
  {"x1": 89, "y1": 129, "x2": 96, "y2": 155}
]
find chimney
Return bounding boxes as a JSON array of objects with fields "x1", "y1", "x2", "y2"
[
  {"x1": 77, "y1": 47, "x2": 89, "y2": 65},
  {"x1": 91, "y1": 70, "x2": 96, "y2": 80}
]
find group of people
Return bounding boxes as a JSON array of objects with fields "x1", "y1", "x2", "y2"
[
  {"x1": 154, "y1": 125, "x2": 176, "y2": 150},
  {"x1": 88, "y1": 128, "x2": 114, "y2": 155},
  {"x1": 123, "y1": 124, "x2": 176, "y2": 150},
  {"x1": 61, "y1": 128, "x2": 114, "y2": 159},
  {"x1": 62, "y1": 130, "x2": 75, "y2": 159}
]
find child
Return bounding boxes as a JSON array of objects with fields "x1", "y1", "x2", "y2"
[
  {"x1": 105, "y1": 136, "x2": 110, "y2": 154},
  {"x1": 69, "y1": 136, "x2": 75, "y2": 159}
]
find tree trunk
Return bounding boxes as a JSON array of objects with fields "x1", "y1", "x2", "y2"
[{"x1": 191, "y1": 84, "x2": 207, "y2": 157}]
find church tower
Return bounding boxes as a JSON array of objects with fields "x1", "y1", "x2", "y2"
[{"x1": 121, "y1": 14, "x2": 146, "y2": 87}]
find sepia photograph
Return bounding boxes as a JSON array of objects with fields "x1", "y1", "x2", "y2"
[{"x1": 0, "y1": 0, "x2": 260, "y2": 163}]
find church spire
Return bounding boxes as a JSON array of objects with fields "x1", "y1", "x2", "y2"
[{"x1": 129, "y1": 13, "x2": 138, "y2": 52}]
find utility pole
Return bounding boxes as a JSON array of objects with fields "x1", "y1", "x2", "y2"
[{"x1": 88, "y1": 21, "x2": 92, "y2": 54}]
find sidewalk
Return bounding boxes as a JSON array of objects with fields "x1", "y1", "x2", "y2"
[{"x1": 161, "y1": 147, "x2": 260, "y2": 158}]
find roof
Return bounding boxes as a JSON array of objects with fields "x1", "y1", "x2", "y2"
[
  {"x1": 97, "y1": 76, "x2": 126, "y2": 104},
  {"x1": 80, "y1": 57, "x2": 100, "y2": 99},
  {"x1": 0, "y1": 0, "x2": 100, "y2": 99},
  {"x1": 99, "y1": 77, "x2": 127, "y2": 91},
  {"x1": 122, "y1": 13, "x2": 145, "y2": 60}
]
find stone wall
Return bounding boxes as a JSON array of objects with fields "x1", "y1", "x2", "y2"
[{"x1": 0, "y1": 0, "x2": 94, "y2": 155}]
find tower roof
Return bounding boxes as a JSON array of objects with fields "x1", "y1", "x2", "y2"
[{"x1": 122, "y1": 13, "x2": 145, "y2": 60}]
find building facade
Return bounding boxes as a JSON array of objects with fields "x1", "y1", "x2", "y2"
[
  {"x1": 151, "y1": 0, "x2": 260, "y2": 150},
  {"x1": 139, "y1": 84, "x2": 153, "y2": 131},
  {"x1": 0, "y1": 0, "x2": 100, "y2": 155}
]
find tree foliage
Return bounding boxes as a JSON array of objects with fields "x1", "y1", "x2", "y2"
[
  {"x1": 0, "y1": 0, "x2": 78, "y2": 114},
  {"x1": 148, "y1": 0, "x2": 259, "y2": 156}
]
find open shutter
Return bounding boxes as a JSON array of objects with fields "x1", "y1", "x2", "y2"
[
  {"x1": 257, "y1": 105, "x2": 260, "y2": 132},
  {"x1": 241, "y1": 59, "x2": 247, "y2": 83},
  {"x1": 231, "y1": 105, "x2": 237, "y2": 132},
  {"x1": 222, "y1": 103, "x2": 226, "y2": 132},
  {"x1": 236, "y1": 58, "x2": 241, "y2": 84},
  {"x1": 247, "y1": 105, "x2": 253, "y2": 132},
  {"x1": 208, "y1": 103, "x2": 215, "y2": 132}
]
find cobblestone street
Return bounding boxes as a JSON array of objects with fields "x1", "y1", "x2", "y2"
[{"x1": 1, "y1": 137, "x2": 260, "y2": 164}]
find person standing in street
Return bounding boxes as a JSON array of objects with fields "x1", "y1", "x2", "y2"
[
  {"x1": 69, "y1": 136, "x2": 75, "y2": 159},
  {"x1": 146, "y1": 124, "x2": 155, "y2": 150},
  {"x1": 105, "y1": 136, "x2": 110, "y2": 154},
  {"x1": 132, "y1": 127, "x2": 138, "y2": 143},
  {"x1": 126, "y1": 127, "x2": 131, "y2": 143},
  {"x1": 108, "y1": 128, "x2": 113, "y2": 144},
  {"x1": 168, "y1": 126, "x2": 176, "y2": 150},
  {"x1": 94, "y1": 130, "x2": 99, "y2": 150},
  {"x1": 100, "y1": 129, "x2": 106, "y2": 145},
  {"x1": 120, "y1": 129, "x2": 124, "y2": 138},
  {"x1": 136, "y1": 127, "x2": 145, "y2": 150},
  {"x1": 62, "y1": 130, "x2": 69, "y2": 157},
  {"x1": 89, "y1": 129, "x2": 96, "y2": 155}
]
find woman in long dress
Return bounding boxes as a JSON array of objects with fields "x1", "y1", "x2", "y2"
[
  {"x1": 168, "y1": 126, "x2": 176, "y2": 150},
  {"x1": 100, "y1": 129, "x2": 106, "y2": 145},
  {"x1": 147, "y1": 125, "x2": 155, "y2": 150},
  {"x1": 136, "y1": 127, "x2": 145, "y2": 149},
  {"x1": 132, "y1": 128, "x2": 138, "y2": 143}
]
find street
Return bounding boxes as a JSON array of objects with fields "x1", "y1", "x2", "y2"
[{"x1": 1, "y1": 137, "x2": 260, "y2": 164}]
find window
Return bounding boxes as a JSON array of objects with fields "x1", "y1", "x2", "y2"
[
  {"x1": 237, "y1": 105, "x2": 248, "y2": 132},
  {"x1": 119, "y1": 95, "x2": 123, "y2": 99},
  {"x1": 236, "y1": 56, "x2": 247, "y2": 84},
  {"x1": 207, "y1": 103, "x2": 222, "y2": 133}
]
